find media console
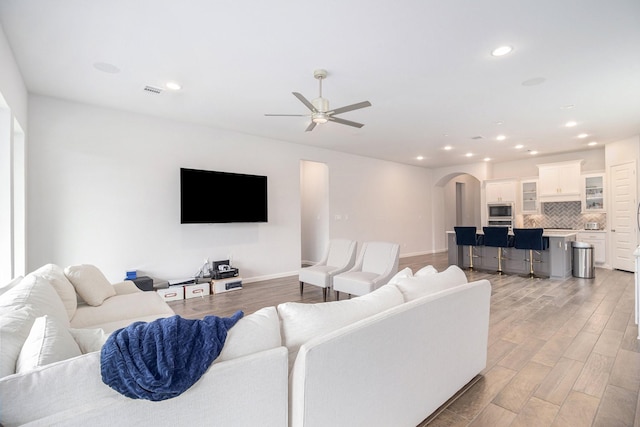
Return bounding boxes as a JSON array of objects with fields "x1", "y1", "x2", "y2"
[{"x1": 212, "y1": 277, "x2": 243, "y2": 293}]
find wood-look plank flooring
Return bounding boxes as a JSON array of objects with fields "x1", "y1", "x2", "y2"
[{"x1": 169, "y1": 252, "x2": 640, "y2": 426}]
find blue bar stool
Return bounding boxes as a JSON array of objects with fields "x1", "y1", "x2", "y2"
[
  {"x1": 482, "y1": 227, "x2": 510, "y2": 275},
  {"x1": 513, "y1": 228, "x2": 545, "y2": 278},
  {"x1": 454, "y1": 226, "x2": 483, "y2": 270}
]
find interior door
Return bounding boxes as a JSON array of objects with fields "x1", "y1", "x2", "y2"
[{"x1": 610, "y1": 161, "x2": 637, "y2": 272}]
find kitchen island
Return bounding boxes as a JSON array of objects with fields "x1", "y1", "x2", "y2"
[{"x1": 447, "y1": 230, "x2": 576, "y2": 279}]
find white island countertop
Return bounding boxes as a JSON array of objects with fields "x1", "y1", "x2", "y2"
[{"x1": 446, "y1": 229, "x2": 579, "y2": 238}]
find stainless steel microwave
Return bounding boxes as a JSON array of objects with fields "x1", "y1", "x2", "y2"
[{"x1": 488, "y1": 203, "x2": 513, "y2": 218}]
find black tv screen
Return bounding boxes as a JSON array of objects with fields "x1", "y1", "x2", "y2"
[{"x1": 180, "y1": 168, "x2": 268, "y2": 223}]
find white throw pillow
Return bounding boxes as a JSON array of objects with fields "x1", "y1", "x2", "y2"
[
  {"x1": 414, "y1": 265, "x2": 438, "y2": 277},
  {"x1": 387, "y1": 267, "x2": 413, "y2": 286},
  {"x1": 0, "y1": 274, "x2": 69, "y2": 326},
  {"x1": 68, "y1": 328, "x2": 108, "y2": 353},
  {"x1": 64, "y1": 265, "x2": 116, "y2": 307},
  {"x1": 0, "y1": 276, "x2": 23, "y2": 297},
  {"x1": 32, "y1": 264, "x2": 78, "y2": 320},
  {"x1": 16, "y1": 315, "x2": 82, "y2": 373},
  {"x1": 0, "y1": 306, "x2": 36, "y2": 378},
  {"x1": 395, "y1": 265, "x2": 468, "y2": 301},
  {"x1": 216, "y1": 306, "x2": 282, "y2": 363},
  {"x1": 278, "y1": 285, "x2": 404, "y2": 370}
]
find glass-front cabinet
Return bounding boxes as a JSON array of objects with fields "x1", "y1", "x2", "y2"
[
  {"x1": 582, "y1": 173, "x2": 605, "y2": 212},
  {"x1": 521, "y1": 179, "x2": 539, "y2": 214}
]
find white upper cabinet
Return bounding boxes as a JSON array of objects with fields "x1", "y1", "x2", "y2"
[
  {"x1": 537, "y1": 160, "x2": 583, "y2": 202},
  {"x1": 485, "y1": 180, "x2": 517, "y2": 203},
  {"x1": 521, "y1": 179, "x2": 539, "y2": 214},
  {"x1": 582, "y1": 173, "x2": 605, "y2": 212}
]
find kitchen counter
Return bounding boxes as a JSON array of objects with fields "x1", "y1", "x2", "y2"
[
  {"x1": 446, "y1": 229, "x2": 581, "y2": 237},
  {"x1": 447, "y1": 230, "x2": 576, "y2": 279}
]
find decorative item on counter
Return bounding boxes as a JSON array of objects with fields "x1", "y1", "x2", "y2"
[{"x1": 126, "y1": 270, "x2": 137, "y2": 280}]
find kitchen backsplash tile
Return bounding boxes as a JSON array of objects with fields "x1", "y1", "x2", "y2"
[{"x1": 523, "y1": 201, "x2": 606, "y2": 230}]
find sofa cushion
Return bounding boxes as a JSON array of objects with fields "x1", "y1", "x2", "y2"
[
  {"x1": 277, "y1": 285, "x2": 404, "y2": 370},
  {"x1": 0, "y1": 306, "x2": 36, "y2": 378},
  {"x1": 0, "y1": 274, "x2": 69, "y2": 326},
  {"x1": 64, "y1": 264, "x2": 116, "y2": 306},
  {"x1": 70, "y1": 291, "x2": 174, "y2": 333},
  {"x1": 395, "y1": 265, "x2": 468, "y2": 302},
  {"x1": 68, "y1": 328, "x2": 108, "y2": 353},
  {"x1": 31, "y1": 264, "x2": 78, "y2": 319},
  {"x1": 414, "y1": 265, "x2": 438, "y2": 277},
  {"x1": 0, "y1": 276, "x2": 23, "y2": 297},
  {"x1": 216, "y1": 306, "x2": 281, "y2": 363},
  {"x1": 16, "y1": 315, "x2": 82, "y2": 373},
  {"x1": 387, "y1": 267, "x2": 413, "y2": 286}
]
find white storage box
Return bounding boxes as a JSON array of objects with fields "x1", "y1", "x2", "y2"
[
  {"x1": 212, "y1": 277, "x2": 243, "y2": 294},
  {"x1": 157, "y1": 286, "x2": 184, "y2": 302},
  {"x1": 185, "y1": 282, "x2": 211, "y2": 299}
]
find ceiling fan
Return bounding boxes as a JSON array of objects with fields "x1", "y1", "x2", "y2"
[{"x1": 265, "y1": 69, "x2": 372, "y2": 132}]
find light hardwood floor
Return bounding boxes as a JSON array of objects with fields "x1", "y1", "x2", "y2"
[{"x1": 169, "y1": 253, "x2": 640, "y2": 426}]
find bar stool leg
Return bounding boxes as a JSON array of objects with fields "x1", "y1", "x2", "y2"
[
  {"x1": 497, "y1": 247, "x2": 504, "y2": 275},
  {"x1": 528, "y1": 249, "x2": 535, "y2": 277},
  {"x1": 468, "y1": 246, "x2": 474, "y2": 270}
]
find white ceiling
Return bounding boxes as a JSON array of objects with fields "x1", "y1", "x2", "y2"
[{"x1": 1, "y1": 0, "x2": 639, "y2": 168}]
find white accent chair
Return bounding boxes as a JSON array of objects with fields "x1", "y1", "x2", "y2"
[
  {"x1": 333, "y1": 241, "x2": 400, "y2": 300},
  {"x1": 298, "y1": 239, "x2": 357, "y2": 301}
]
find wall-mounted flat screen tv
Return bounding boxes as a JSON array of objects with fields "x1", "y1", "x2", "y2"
[{"x1": 180, "y1": 168, "x2": 268, "y2": 223}]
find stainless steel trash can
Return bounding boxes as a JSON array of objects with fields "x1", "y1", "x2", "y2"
[{"x1": 572, "y1": 241, "x2": 595, "y2": 278}]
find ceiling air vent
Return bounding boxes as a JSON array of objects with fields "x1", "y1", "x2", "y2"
[
  {"x1": 143, "y1": 85, "x2": 163, "y2": 94},
  {"x1": 471, "y1": 136, "x2": 483, "y2": 140}
]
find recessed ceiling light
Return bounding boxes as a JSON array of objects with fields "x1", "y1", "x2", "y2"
[
  {"x1": 165, "y1": 82, "x2": 182, "y2": 91},
  {"x1": 443, "y1": 145, "x2": 453, "y2": 151},
  {"x1": 515, "y1": 144, "x2": 524, "y2": 149},
  {"x1": 416, "y1": 156, "x2": 424, "y2": 160},
  {"x1": 529, "y1": 150, "x2": 538, "y2": 155},
  {"x1": 561, "y1": 104, "x2": 576, "y2": 110},
  {"x1": 577, "y1": 133, "x2": 589, "y2": 138},
  {"x1": 565, "y1": 121, "x2": 577, "y2": 127},
  {"x1": 495, "y1": 121, "x2": 504, "y2": 125},
  {"x1": 496, "y1": 135, "x2": 506, "y2": 141},
  {"x1": 491, "y1": 45, "x2": 513, "y2": 57},
  {"x1": 484, "y1": 157, "x2": 491, "y2": 162},
  {"x1": 465, "y1": 153, "x2": 473, "y2": 157},
  {"x1": 588, "y1": 141, "x2": 598, "y2": 146}
]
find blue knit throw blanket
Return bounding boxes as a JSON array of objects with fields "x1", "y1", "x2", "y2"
[{"x1": 101, "y1": 311, "x2": 243, "y2": 401}]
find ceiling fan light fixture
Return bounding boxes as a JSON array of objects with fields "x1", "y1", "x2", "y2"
[{"x1": 312, "y1": 113, "x2": 328, "y2": 124}]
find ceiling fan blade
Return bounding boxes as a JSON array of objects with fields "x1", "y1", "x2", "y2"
[
  {"x1": 328, "y1": 116, "x2": 365, "y2": 128},
  {"x1": 329, "y1": 101, "x2": 372, "y2": 115},
  {"x1": 305, "y1": 122, "x2": 317, "y2": 132},
  {"x1": 292, "y1": 92, "x2": 317, "y2": 112},
  {"x1": 264, "y1": 114, "x2": 307, "y2": 116}
]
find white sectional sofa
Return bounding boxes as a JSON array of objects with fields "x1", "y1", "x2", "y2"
[{"x1": 0, "y1": 263, "x2": 490, "y2": 427}]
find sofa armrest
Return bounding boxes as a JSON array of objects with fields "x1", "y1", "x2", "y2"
[{"x1": 112, "y1": 280, "x2": 141, "y2": 295}]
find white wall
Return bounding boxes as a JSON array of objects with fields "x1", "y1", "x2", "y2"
[
  {"x1": 0, "y1": 24, "x2": 28, "y2": 281},
  {"x1": 430, "y1": 162, "x2": 490, "y2": 253},
  {"x1": 300, "y1": 160, "x2": 329, "y2": 264},
  {"x1": 0, "y1": 25, "x2": 27, "y2": 127},
  {"x1": 27, "y1": 95, "x2": 435, "y2": 282},
  {"x1": 443, "y1": 174, "x2": 481, "y2": 232}
]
